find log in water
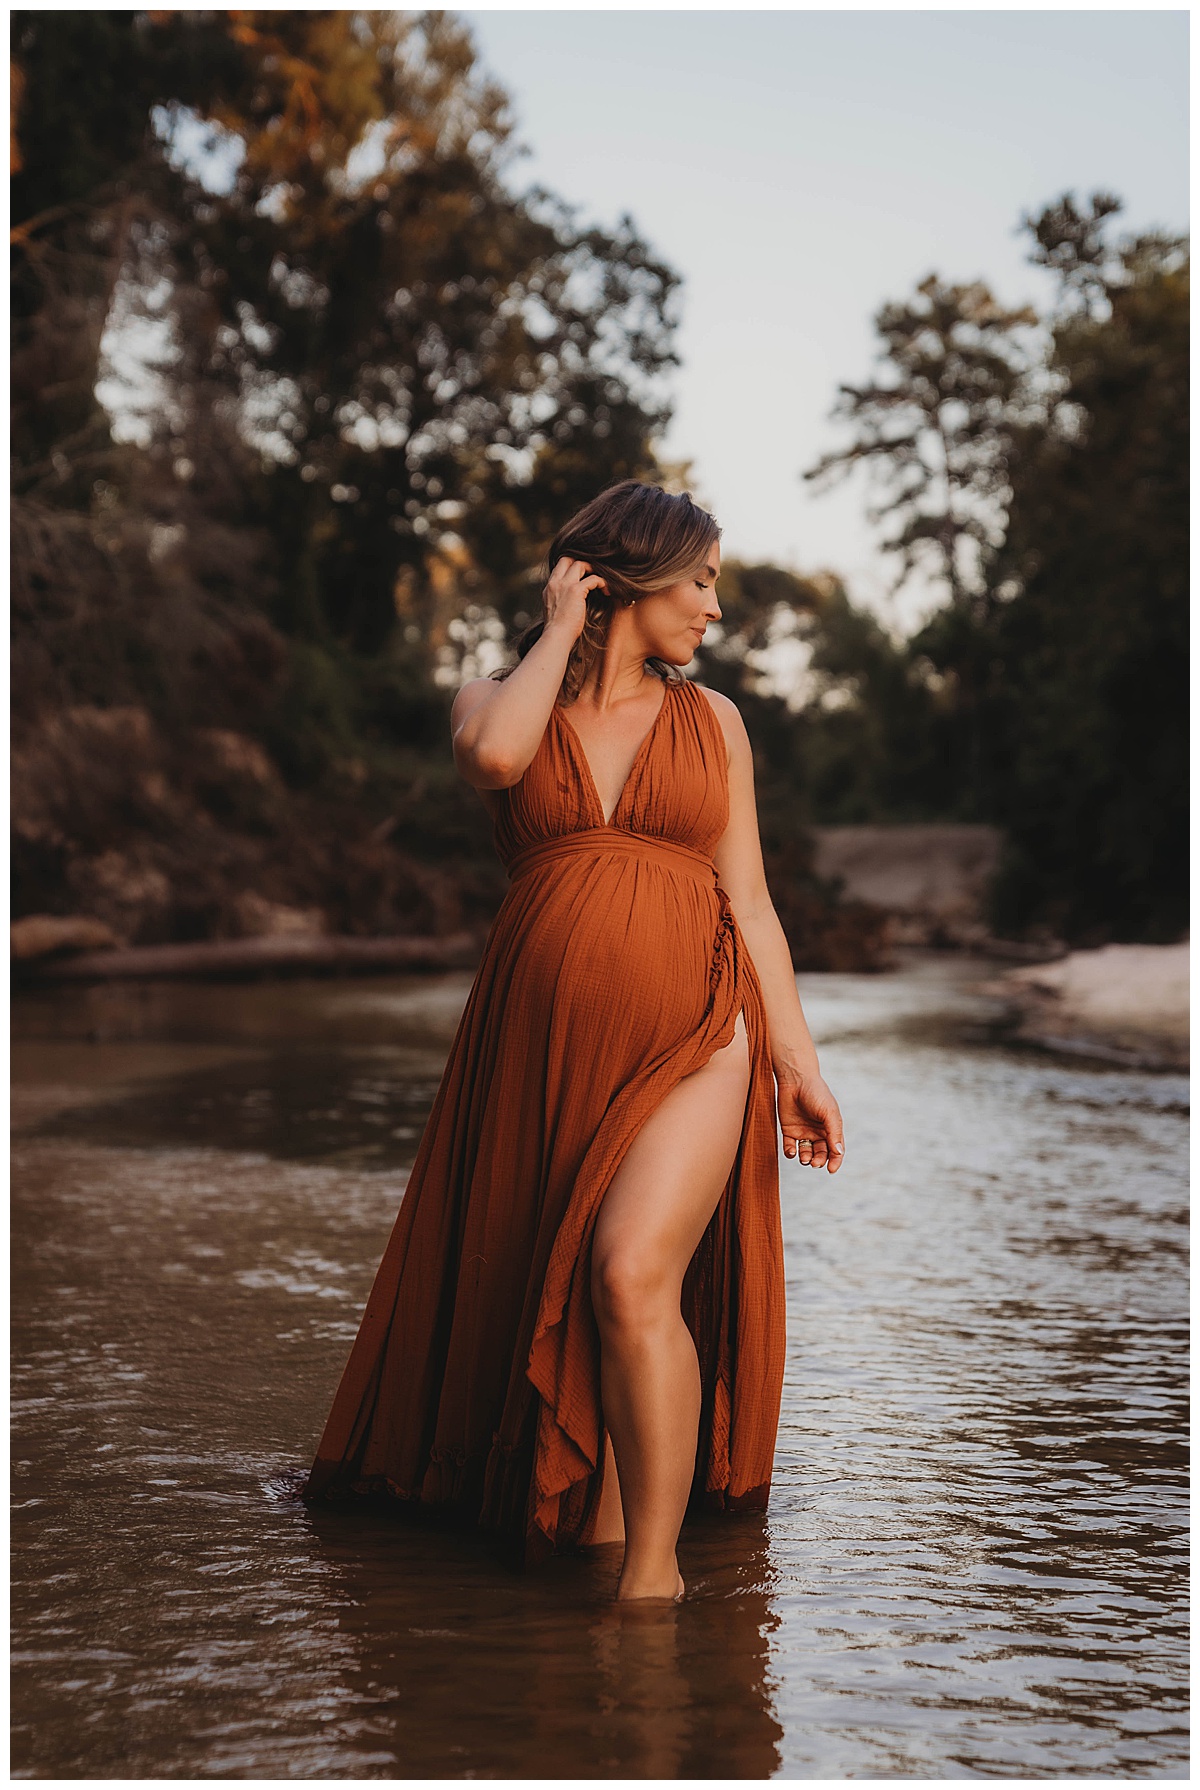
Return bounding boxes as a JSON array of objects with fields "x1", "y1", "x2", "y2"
[{"x1": 17, "y1": 930, "x2": 480, "y2": 982}]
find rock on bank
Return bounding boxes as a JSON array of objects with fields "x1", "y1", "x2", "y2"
[{"x1": 977, "y1": 943, "x2": 1189, "y2": 1071}]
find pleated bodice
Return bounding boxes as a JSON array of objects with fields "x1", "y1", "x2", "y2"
[{"x1": 493, "y1": 674, "x2": 729, "y2": 859}]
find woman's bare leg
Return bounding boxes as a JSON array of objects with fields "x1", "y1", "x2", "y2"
[
  {"x1": 589, "y1": 1430, "x2": 625, "y2": 1546},
  {"x1": 590, "y1": 1010, "x2": 750, "y2": 1600}
]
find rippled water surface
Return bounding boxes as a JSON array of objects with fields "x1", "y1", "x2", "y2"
[{"x1": 12, "y1": 956, "x2": 1188, "y2": 1778}]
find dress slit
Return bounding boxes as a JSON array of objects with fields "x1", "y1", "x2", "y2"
[
  {"x1": 301, "y1": 676, "x2": 787, "y2": 1566},
  {"x1": 572, "y1": 1002, "x2": 754, "y2": 1549}
]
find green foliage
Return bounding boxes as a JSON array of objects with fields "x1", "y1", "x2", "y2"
[
  {"x1": 913, "y1": 198, "x2": 1188, "y2": 943},
  {"x1": 145, "y1": 10, "x2": 678, "y2": 655},
  {"x1": 801, "y1": 191, "x2": 1187, "y2": 944},
  {"x1": 699, "y1": 563, "x2": 957, "y2": 825},
  {"x1": 804, "y1": 275, "x2": 1037, "y2": 604},
  {"x1": 5, "y1": 12, "x2": 925, "y2": 970},
  {"x1": 7, "y1": 10, "x2": 689, "y2": 948},
  {"x1": 11, "y1": 10, "x2": 318, "y2": 495},
  {"x1": 983, "y1": 217, "x2": 1188, "y2": 942}
]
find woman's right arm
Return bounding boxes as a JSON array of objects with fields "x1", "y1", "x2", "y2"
[{"x1": 450, "y1": 558, "x2": 600, "y2": 789}]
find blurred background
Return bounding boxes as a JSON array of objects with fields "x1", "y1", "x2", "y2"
[
  {"x1": 11, "y1": 10, "x2": 1189, "y2": 1780},
  {"x1": 11, "y1": 7, "x2": 1187, "y2": 981}
]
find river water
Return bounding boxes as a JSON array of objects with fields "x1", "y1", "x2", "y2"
[{"x1": 11, "y1": 954, "x2": 1188, "y2": 1778}]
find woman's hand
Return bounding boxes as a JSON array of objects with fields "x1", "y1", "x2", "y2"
[
  {"x1": 543, "y1": 556, "x2": 608, "y2": 645},
  {"x1": 776, "y1": 1069, "x2": 845, "y2": 1171}
]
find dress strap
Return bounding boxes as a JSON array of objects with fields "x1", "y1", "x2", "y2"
[
  {"x1": 506, "y1": 826, "x2": 719, "y2": 888},
  {"x1": 678, "y1": 674, "x2": 729, "y2": 774}
]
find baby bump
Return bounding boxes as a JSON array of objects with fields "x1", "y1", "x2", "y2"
[{"x1": 499, "y1": 858, "x2": 721, "y2": 1080}]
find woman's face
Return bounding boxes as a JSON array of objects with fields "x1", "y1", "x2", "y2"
[{"x1": 633, "y1": 542, "x2": 722, "y2": 665}]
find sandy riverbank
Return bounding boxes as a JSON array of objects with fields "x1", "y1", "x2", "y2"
[
  {"x1": 977, "y1": 942, "x2": 1189, "y2": 1070},
  {"x1": 811, "y1": 824, "x2": 1004, "y2": 948}
]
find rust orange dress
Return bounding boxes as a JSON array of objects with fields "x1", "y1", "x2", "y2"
[{"x1": 302, "y1": 673, "x2": 786, "y2": 1564}]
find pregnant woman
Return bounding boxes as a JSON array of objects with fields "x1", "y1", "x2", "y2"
[{"x1": 302, "y1": 480, "x2": 845, "y2": 1602}]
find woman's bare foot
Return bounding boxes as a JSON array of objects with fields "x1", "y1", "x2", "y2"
[{"x1": 615, "y1": 1559, "x2": 685, "y2": 1602}]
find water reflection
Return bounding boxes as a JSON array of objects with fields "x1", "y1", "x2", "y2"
[
  {"x1": 35, "y1": 1048, "x2": 443, "y2": 1169},
  {"x1": 299, "y1": 1502, "x2": 782, "y2": 1778},
  {"x1": 11, "y1": 954, "x2": 1188, "y2": 1777}
]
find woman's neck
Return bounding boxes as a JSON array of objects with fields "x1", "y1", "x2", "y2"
[
  {"x1": 575, "y1": 647, "x2": 656, "y2": 711},
  {"x1": 573, "y1": 608, "x2": 659, "y2": 705}
]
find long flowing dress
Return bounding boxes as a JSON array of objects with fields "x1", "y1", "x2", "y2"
[{"x1": 301, "y1": 672, "x2": 786, "y2": 1565}]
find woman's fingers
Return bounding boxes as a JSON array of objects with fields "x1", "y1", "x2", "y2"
[
  {"x1": 555, "y1": 557, "x2": 607, "y2": 594},
  {"x1": 780, "y1": 1097, "x2": 846, "y2": 1173},
  {"x1": 810, "y1": 1088, "x2": 845, "y2": 1174},
  {"x1": 543, "y1": 557, "x2": 608, "y2": 643},
  {"x1": 544, "y1": 559, "x2": 608, "y2": 633},
  {"x1": 783, "y1": 1121, "x2": 821, "y2": 1163},
  {"x1": 576, "y1": 560, "x2": 608, "y2": 595}
]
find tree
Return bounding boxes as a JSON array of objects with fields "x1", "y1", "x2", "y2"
[
  {"x1": 803, "y1": 275, "x2": 1037, "y2": 606},
  {"x1": 11, "y1": 13, "x2": 300, "y2": 788},
  {"x1": 10, "y1": 10, "x2": 389, "y2": 501},
  {"x1": 804, "y1": 191, "x2": 1187, "y2": 945},
  {"x1": 10, "y1": 10, "x2": 389, "y2": 734},
  {"x1": 9, "y1": 11, "x2": 685, "y2": 945},
  {"x1": 87, "y1": 12, "x2": 679, "y2": 739},
  {"x1": 977, "y1": 198, "x2": 1188, "y2": 943},
  {"x1": 700, "y1": 562, "x2": 957, "y2": 825}
]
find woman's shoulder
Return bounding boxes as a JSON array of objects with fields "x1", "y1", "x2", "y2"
[
  {"x1": 450, "y1": 674, "x2": 500, "y2": 728},
  {"x1": 688, "y1": 681, "x2": 749, "y2": 763}
]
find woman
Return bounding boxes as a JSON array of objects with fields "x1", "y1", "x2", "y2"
[{"x1": 302, "y1": 481, "x2": 844, "y2": 1602}]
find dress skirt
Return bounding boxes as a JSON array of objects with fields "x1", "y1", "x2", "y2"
[{"x1": 301, "y1": 675, "x2": 786, "y2": 1564}]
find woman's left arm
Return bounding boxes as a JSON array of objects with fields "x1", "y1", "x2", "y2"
[{"x1": 705, "y1": 689, "x2": 845, "y2": 1173}]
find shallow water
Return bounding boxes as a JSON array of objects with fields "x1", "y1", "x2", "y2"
[{"x1": 11, "y1": 955, "x2": 1188, "y2": 1778}]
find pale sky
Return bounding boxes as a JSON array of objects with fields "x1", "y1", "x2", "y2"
[{"x1": 463, "y1": 7, "x2": 1189, "y2": 629}]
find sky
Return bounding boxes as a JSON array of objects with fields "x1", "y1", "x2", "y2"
[{"x1": 462, "y1": 8, "x2": 1189, "y2": 629}]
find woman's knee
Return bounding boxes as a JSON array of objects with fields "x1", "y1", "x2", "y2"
[{"x1": 591, "y1": 1241, "x2": 674, "y2": 1341}]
